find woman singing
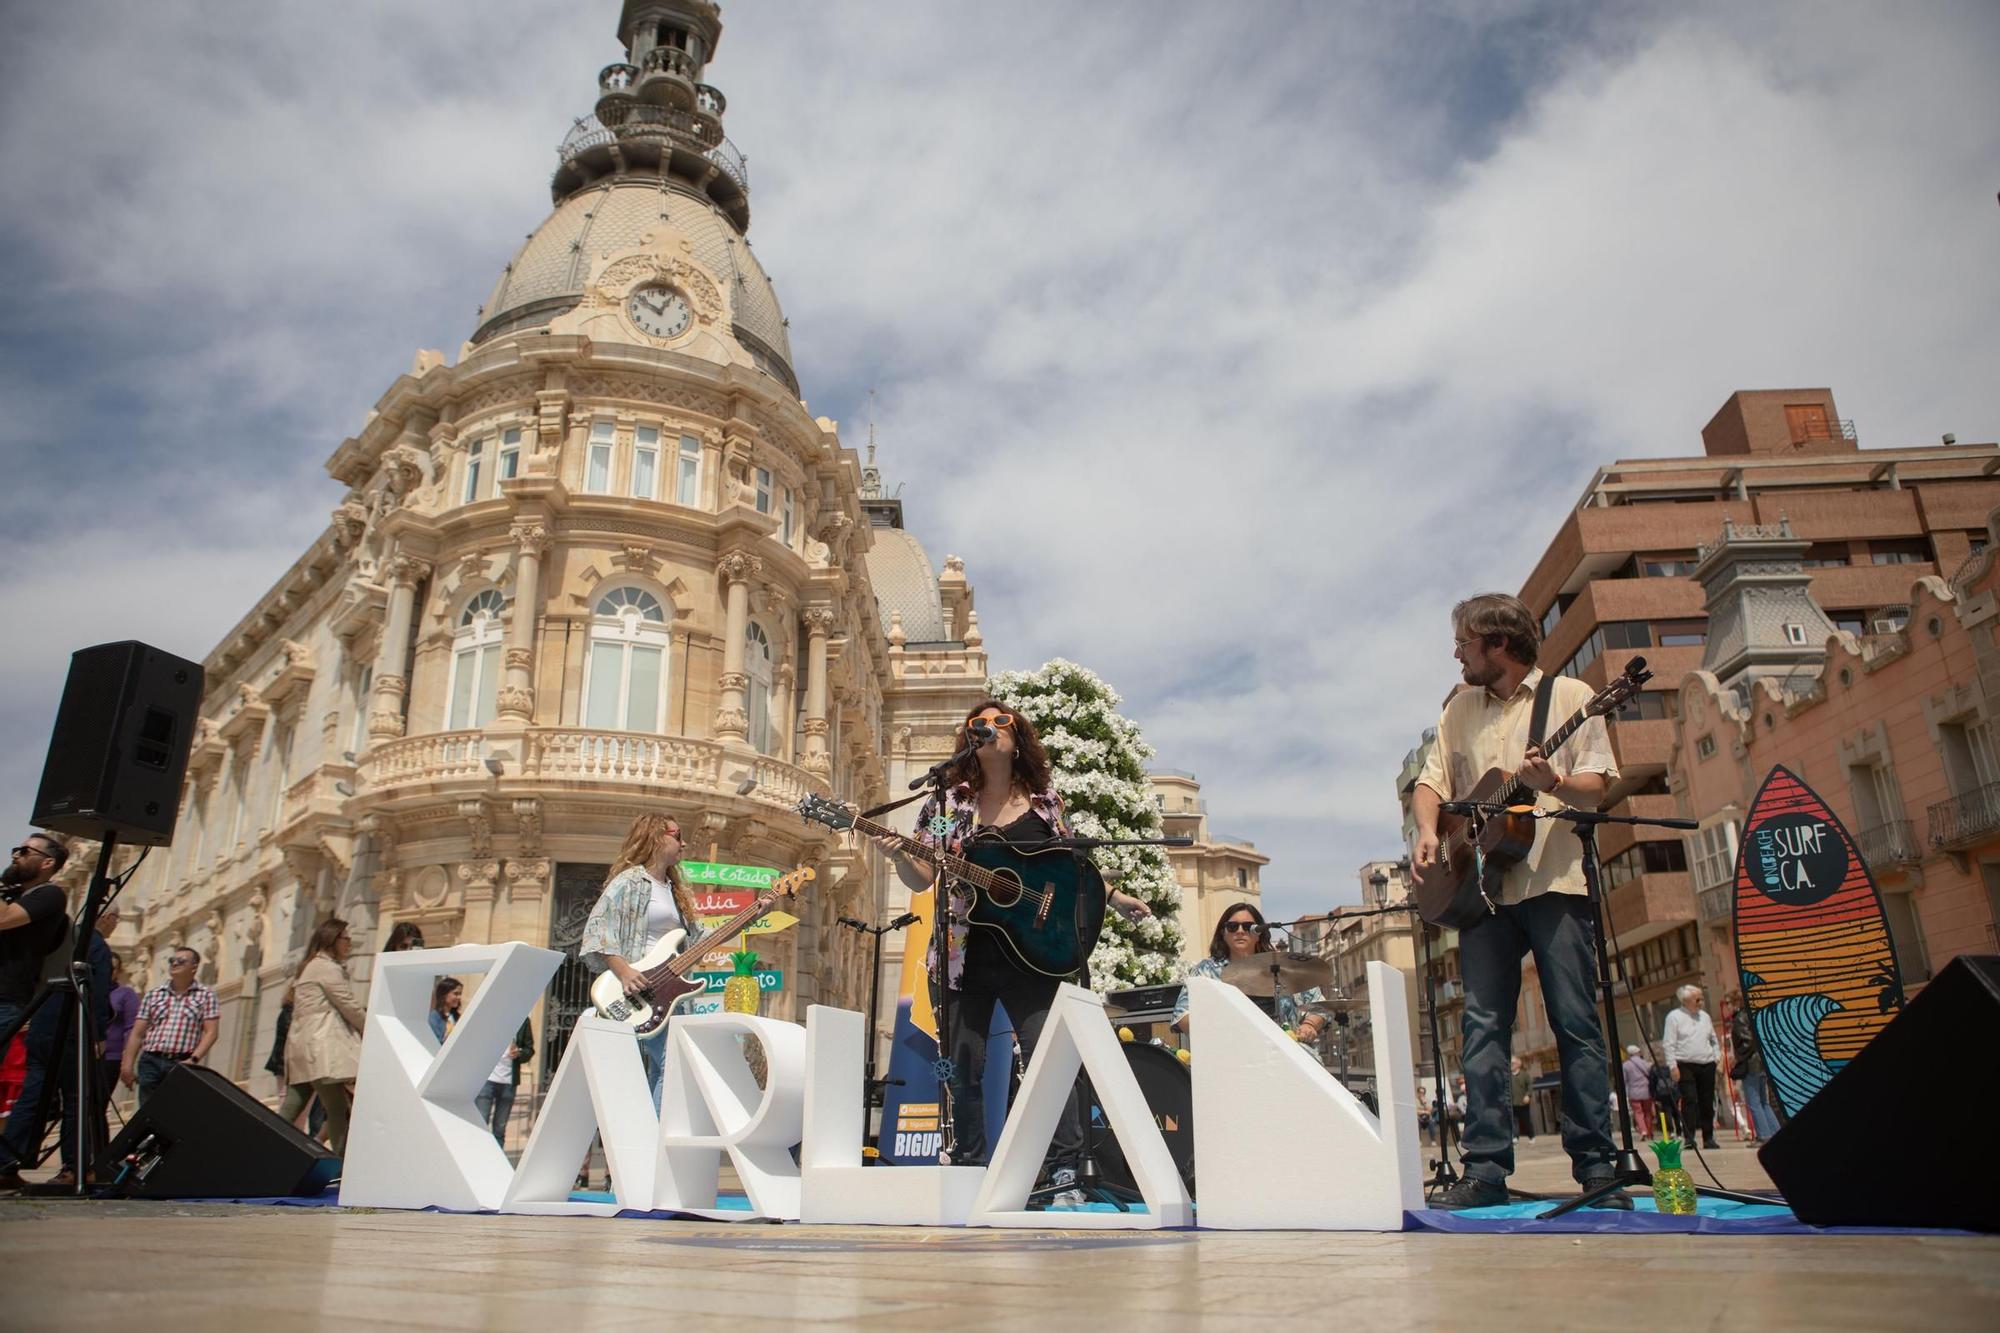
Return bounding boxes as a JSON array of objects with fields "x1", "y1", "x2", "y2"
[
  {"x1": 877, "y1": 700, "x2": 1151, "y2": 1192},
  {"x1": 1170, "y1": 902, "x2": 1326, "y2": 1041},
  {"x1": 581, "y1": 812, "x2": 703, "y2": 1110}
]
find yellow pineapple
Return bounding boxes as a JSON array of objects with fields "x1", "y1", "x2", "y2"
[
  {"x1": 723, "y1": 948, "x2": 762, "y2": 1015},
  {"x1": 1649, "y1": 1134, "x2": 1698, "y2": 1214}
]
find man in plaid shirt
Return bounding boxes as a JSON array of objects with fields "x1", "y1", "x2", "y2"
[{"x1": 118, "y1": 946, "x2": 218, "y2": 1105}]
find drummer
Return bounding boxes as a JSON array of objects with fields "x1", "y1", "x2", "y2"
[{"x1": 1170, "y1": 901, "x2": 1329, "y2": 1043}]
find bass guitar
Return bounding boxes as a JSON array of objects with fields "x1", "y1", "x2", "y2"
[
  {"x1": 1412, "y1": 658, "x2": 1651, "y2": 929},
  {"x1": 796, "y1": 793, "x2": 1107, "y2": 977},
  {"x1": 588, "y1": 866, "x2": 815, "y2": 1034}
]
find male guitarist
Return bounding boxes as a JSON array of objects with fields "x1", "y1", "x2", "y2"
[
  {"x1": 1411, "y1": 594, "x2": 1625, "y2": 1209},
  {"x1": 876, "y1": 699, "x2": 1150, "y2": 1199}
]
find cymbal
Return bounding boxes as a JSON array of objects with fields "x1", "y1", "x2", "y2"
[
  {"x1": 1299, "y1": 997, "x2": 1368, "y2": 1018},
  {"x1": 1218, "y1": 952, "x2": 1334, "y2": 996}
]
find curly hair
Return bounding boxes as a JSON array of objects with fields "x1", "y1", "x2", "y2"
[{"x1": 941, "y1": 698, "x2": 1054, "y2": 795}]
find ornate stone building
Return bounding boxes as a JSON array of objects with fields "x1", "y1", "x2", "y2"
[{"x1": 114, "y1": 0, "x2": 990, "y2": 1098}]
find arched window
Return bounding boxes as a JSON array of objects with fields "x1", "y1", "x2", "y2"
[
  {"x1": 583, "y1": 586, "x2": 670, "y2": 732},
  {"x1": 447, "y1": 589, "x2": 509, "y2": 729},
  {"x1": 745, "y1": 620, "x2": 774, "y2": 754}
]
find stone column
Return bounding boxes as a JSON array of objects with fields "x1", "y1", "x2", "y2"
[
  {"x1": 496, "y1": 521, "x2": 550, "y2": 723},
  {"x1": 714, "y1": 552, "x2": 761, "y2": 744},
  {"x1": 367, "y1": 554, "x2": 431, "y2": 740},
  {"x1": 800, "y1": 606, "x2": 834, "y2": 775}
]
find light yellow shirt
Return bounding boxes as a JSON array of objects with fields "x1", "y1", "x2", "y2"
[{"x1": 1415, "y1": 668, "x2": 1618, "y2": 904}]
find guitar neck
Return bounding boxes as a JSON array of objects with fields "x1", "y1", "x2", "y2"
[
  {"x1": 1494, "y1": 702, "x2": 1593, "y2": 807},
  {"x1": 847, "y1": 813, "x2": 1002, "y2": 895},
  {"x1": 651, "y1": 896, "x2": 772, "y2": 981}
]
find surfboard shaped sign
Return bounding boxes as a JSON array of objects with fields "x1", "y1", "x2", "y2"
[{"x1": 1733, "y1": 765, "x2": 1905, "y2": 1118}]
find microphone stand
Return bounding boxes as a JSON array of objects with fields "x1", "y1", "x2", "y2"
[
  {"x1": 1532, "y1": 806, "x2": 1775, "y2": 1218},
  {"x1": 836, "y1": 911, "x2": 917, "y2": 1151}
]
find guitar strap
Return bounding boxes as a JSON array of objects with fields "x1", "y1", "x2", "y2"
[{"x1": 1528, "y1": 669, "x2": 1558, "y2": 753}]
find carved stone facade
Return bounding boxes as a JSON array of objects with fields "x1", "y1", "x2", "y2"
[{"x1": 114, "y1": 0, "x2": 992, "y2": 1104}]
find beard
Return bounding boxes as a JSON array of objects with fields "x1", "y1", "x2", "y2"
[{"x1": 1, "y1": 863, "x2": 29, "y2": 887}]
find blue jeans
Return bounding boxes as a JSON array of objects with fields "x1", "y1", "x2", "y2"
[
  {"x1": 136, "y1": 1050, "x2": 190, "y2": 1106},
  {"x1": 474, "y1": 1079, "x2": 518, "y2": 1146},
  {"x1": 1741, "y1": 1068, "x2": 1780, "y2": 1140},
  {"x1": 638, "y1": 1026, "x2": 667, "y2": 1111},
  {"x1": 1459, "y1": 891, "x2": 1615, "y2": 1185}
]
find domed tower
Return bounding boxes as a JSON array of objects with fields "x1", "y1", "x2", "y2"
[
  {"x1": 120, "y1": 2, "x2": 989, "y2": 1074},
  {"x1": 474, "y1": 0, "x2": 795, "y2": 396}
]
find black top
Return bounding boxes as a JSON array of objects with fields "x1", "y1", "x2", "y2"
[
  {"x1": 959, "y1": 810, "x2": 1056, "y2": 992},
  {"x1": 0, "y1": 881, "x2": 69, "y2": 1005}
]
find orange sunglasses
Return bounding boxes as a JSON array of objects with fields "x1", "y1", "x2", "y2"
[{"x1": 970, "y1": 712, "x2": 1016, "y2": 730}]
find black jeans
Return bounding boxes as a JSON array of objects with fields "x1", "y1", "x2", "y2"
[
  {"x1": 1678, "y1": 1061, "x2": 1718, "y2": 1142},
  {"x1": 1459, "y1": 892, "x2": 1615, "y2": 1185},
  {"x1": 939, "y1": 965, "x2": 1082, "y2": 1171}
]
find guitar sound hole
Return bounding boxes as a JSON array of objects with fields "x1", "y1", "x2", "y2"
[{"x1": 985, "y1": 870, "x2": 1022, "y2": 908}]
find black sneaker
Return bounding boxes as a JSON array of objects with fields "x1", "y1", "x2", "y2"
[
  {"x1": 1702, "y1": 1137, "x2": 1721, "y2": 1150},
  {"x1": 1434, "y1": 1176, "x2": 1509, "y2": 1210},
  {"x1": 1580, "y1": 1173, "x2": 1635, "y2": 1210}
]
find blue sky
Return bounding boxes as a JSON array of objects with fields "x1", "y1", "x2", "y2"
[{"x1": 2, "y1": 2, "x2": 1996, "y2": 924}]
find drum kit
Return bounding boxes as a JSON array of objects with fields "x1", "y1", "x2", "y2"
[{"x1": 1095, "y1": 949, "x2": 1363, "y2": 1199}]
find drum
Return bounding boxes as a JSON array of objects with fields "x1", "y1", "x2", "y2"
[{"x1": 1087, "y1": 1044, "x2": 1195, "y2": 1198}]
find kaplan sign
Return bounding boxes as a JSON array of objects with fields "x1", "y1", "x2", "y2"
[{"x1": 341, "y1": 943, "x2": 1421, "y2": 1231}]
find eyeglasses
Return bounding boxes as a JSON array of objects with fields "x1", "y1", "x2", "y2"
[
  {"x1": 9, "y1": 845, "x2": 49, "y2": 860},
  {"x1": 972, "y1": 713, "x2": 1015, "y2": 730},
  {"x1": 1222, "y1": 921, "x2": 1261, "y2": 934},
  {"x1": 169, "y1": 956, "x2": 196, "y2": 967},
  {"x1": 1453, "y1": 636, "x2": 1486, "y2": 651}
]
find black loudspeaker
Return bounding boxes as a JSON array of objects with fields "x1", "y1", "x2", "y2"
[
  {"x1": 96, "y1": 1064, "x2": 338, "y2": 1199},
  {"x1": 32, "y1": 640, "x2": 203, "y2": 846},
  {"x1": 1759, "y1": 955, "x2": 2000, "y2": 1232}
]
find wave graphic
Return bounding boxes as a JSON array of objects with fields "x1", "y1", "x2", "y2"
[{"x1": 1756, "y1": 993, "x2": 1840, "y2": 1115}]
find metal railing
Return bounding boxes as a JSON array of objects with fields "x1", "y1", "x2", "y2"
[
  {"x1": 1855, "y1": 819, "x2": 1922, "y2": 867},
  {"x1": 1928, "y1": 782, "x2": 2000, "y2": 849},
  {"x1": 1792, "y1": 417, "x2": 1858, "y2": 444},
  {"x1": 556, "y1": 112, "x2": 746, "y2": 190}
]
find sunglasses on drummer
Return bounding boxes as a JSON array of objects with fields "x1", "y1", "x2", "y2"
[{"x1": 1222, "y1": 920, "x2": 1262, "y2": 933}]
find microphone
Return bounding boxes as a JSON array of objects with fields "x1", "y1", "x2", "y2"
[
  {"x1": 837, "y1": 916, "x2": 867, "y2": 931},
  {"x1": 967, "y1": 719, "x2": 995, "y2": 743},
  {"x1": 887, "y1": 911, "x2": 920, "y2": 931}
]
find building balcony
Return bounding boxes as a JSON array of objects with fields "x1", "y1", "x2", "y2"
[
  {"x1": 1696, "y1": 882, "x2": 1732, "y2": 925},
  {"x1": 1605, "y1": 869, "x2": 1695, "y2": 945},
  {"x1": 636, "y1": 45, "x2": 699, "y2": 106},
  {"x1": 1855, "y1": 819, "x2": 1923, "y2": 869},
  {"x1": 358, "y1": 727, "x2": 829, "y2": 812},
  {"x1": 1928, "y1": 783, "x2": 2000, "y2": 851},
  {"x1": 1606, "y1": 715, "x2": 1674, "y2": 775}
]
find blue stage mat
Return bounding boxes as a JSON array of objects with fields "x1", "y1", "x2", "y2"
[{"x1": 1406, "y1": 1195, "x2": 1975, "y2": 1236}]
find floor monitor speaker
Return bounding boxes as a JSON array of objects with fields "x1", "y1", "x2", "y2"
[
  {"x1": 31, "y1": 640, "x2": 203, "y2": 846},
  {"x1": 1759, "y1": 954, "x2": 1999, "y2": 1231},
  {"x1": 97, "y1": 1063, "x2": 338, "y2": 1199}
]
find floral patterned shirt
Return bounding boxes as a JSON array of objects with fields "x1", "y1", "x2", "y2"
[
  {"x1": 916, "y1": 781, "x2": 1072, "y2": 991},
  {"x1": 1172, "y1": 955, "x2": 1323, "y2": 1031},
  {"x1": 580, "y1": 866, "x2": 703, "y2": 974}
]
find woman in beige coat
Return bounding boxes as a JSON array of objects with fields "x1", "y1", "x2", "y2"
[{"x1": 278, "y1": 918, "x2": 365, "y2": 1154}]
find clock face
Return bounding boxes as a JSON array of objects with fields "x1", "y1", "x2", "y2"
[{"x1": 626, "y1": 285, "x2": 693, "y2": 340}]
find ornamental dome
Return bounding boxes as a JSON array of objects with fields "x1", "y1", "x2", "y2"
[
  {"x1": 864, "y1": 526, "x2": 951, "y2": 643},
  {"x1": 471, "y1": 178, "x2": 795, "y2": 393}
]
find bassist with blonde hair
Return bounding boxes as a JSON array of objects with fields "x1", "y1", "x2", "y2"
[{"x1": 581, "y1": 812, "x2": 703, "y2": 1109}]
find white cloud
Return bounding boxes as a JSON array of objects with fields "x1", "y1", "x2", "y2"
[{"x1": 0, "y1": 2, "x2": 1993, "y2": 926}]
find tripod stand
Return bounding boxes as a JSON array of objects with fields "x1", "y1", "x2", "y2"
[
  {"x1": 1535, "y1": 807, "x2": 1773, "y2": 1218},
  {"x1": 834, "y1": 911, "x2": 917, "y2": 1151}
]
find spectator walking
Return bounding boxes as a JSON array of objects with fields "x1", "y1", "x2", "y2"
[
  {"x1": 475, "y1": 1016, "x2": 534, "y2": 1148},
  {"x1": 429, "y1": 978, "x2": 464, "y2": 1042},
  {"x1": 1621, "y1": 1044, "x2": 1657, "y2": 1139},
  {"x1": 277, "y1": 919, "x2": 364, "y2": 1156},
  {"x1": 1509, "y1": 1057, "x2": 1535, "y2": 1140},
  {"x1": 119, "y1": 945, "x2": 219, "y2": 1105},
  {"x1": 1728, "y1": 994, "x2": 1781, "y2": 1143},
  {"x1": 1662, "y1": 984, "x2": 1721, "y2": 1149}
]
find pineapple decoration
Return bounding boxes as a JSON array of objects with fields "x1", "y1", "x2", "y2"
[
  {"x1": 1649, "y1": 1134, "x2": 1698, "y2": 1214},
  {"x1": 723, "y1": 947, "x2": 763, "y2": 1015}
]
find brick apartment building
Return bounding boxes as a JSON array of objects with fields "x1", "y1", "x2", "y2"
[{"x1": 1505, "y1": 387, "x2": 2000, "y2": 1059}]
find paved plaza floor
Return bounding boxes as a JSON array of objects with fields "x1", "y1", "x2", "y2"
[{"x1": 3, "y1": 1133, "x2": 1994, "y2": 1331}]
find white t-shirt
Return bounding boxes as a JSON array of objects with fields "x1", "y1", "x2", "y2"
[
  {"x1": 641, "y1": 874, "x2": 684, "y2": 955},
  {"x1": 487, "y1": 1048, "x2": 514, "y2": 1084}
]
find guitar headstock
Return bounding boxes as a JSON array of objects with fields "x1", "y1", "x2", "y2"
[
  {"x1": 1585, "y1": 655, "x2": 1654, "y2": 717},
  {"x1": 797, "y1": 793, "x2": 855, "y2": 833},
  {"x1": 770, "y1": 865, "x2": 817, "y2": 900}
]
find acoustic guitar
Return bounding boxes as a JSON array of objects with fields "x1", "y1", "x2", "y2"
[
  {"x1": 1412, "y1": 659, "x2": 1651, "y2": 929},
  {"x1": 796, "y1": 794, "x2": 1108, "y2": 977}
]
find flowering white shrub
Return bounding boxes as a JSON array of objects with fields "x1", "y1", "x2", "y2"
[{"x1": 989, "y1": 659, "x2": 1184, "y2": 989}]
